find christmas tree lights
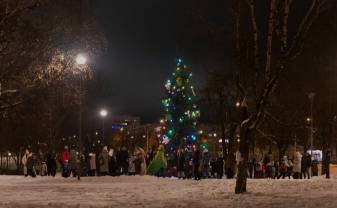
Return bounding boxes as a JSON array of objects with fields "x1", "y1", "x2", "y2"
[{"x1": 161, "y1": 58, "x2": 201, "y2": 150}]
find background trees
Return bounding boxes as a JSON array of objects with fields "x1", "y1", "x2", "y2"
[
  {"x1": 189, "y1": 0, "x2": 333, "y2": 193},
  {"x1": 0, "y1": 0, "x2": 107, "y2": 153}
]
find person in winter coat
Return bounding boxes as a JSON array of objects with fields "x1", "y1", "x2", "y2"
[
  {"x1": 302, "y1": 153, "x2": 312, "y2": 179},
  {"x1": 128, "y1": 153, "x2": 137, "y2": 175},
  {"x1": 147, "y1": 145, "x2": 167, "y2": 177},
  {"x1": 37, "y1": 150, "x2": 47, "y2": 176},
  {"x1": 301, "y1": 154, "x2": 306, "y2": 179},
  {"x1": 292, "y1": 152, "x2": 302, "y2": 179},
  {"x1": 210, "y1": 158, "x2": 217, "y2": 178},
  {"x1": 108, "y1": 147, "x2": 117, "y2": 175},
  {"x1": 192, "y1": 146, "x2": 202, "y2": 180},
  {"x1": 134, "y1": 154, "x2": 142, "y2": 175},
  {"x1": 287, "y1": 159, "x2": 294, "y2": 179},
  {"x1": 264, "y1": 153, "x2": 274, "y2": 178},
  {"x1": 60, "y1": 146, "x2": 70, "y2": 177},
  {"x1": 247, "y1": 157, "x2": 254, "y2": 179},
  {"x1": 311, "y1": 157, "x2": 318, "y2": 177},
  {"x1": 69, "y1": 146, "x2": 78, "y2": 177},
  {"x1": 99, "y1": 146, "x2": 109, "y2": 176},
  {"x1": 323, "y1": 151, "x2": 331, "y2": 179},
  {"x1": 202, "y1": 150, "x2": 210, "y2": 178},
  {"x1": 176, "y1": 147, "x2": 185, "y2": 179},
  {"x1": 47, "y1": 151, "x2": 57, "y2": 177},
  {"x1": 186, "y1": 156, "x2": 193, "y2": 178},
  {"x1": 138, "y1": 147, "x2": 147, "y2": 175},
  {"x1": 217, "y1": 157, "x2": 224, "y2": 179},
  {"x1": 274, "y1": 160, "x2": 280, "y2": 179},
  {"x1": 117, "y1": 147, "x2": 129, "y2": 175},
  {"x1": 60, "y1": 146, "x2": 69, "y2": 165},
  {"x1": 22, "y1": 149, "x2": 30, "y2": 177},
  {"x1": 146, "y1": 145, "x2": 156, "y2": 166},
  {"x1": 89, "y1": 152, "x2": 97, "y2": 176},
  {"x1": 26, "y1": 153, "x2": 36, "y2": 177},
  {"x1": 133, "y1": 147, "x2": 146, "y2": 175},
  {"x1": 278, "y1": 156, "x2": 289, "y2": 179}
]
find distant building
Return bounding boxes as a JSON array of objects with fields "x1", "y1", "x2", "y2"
[
  {"x1": 199, "y1": 123, "x2": 222, "y2": 156},
  {"x1": 111, "y1": 115, "x2": 141, "y2": 130}
]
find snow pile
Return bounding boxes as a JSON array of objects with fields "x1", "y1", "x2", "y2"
[{"x1": 0, "y1": 175, "x2": 336, "y2": 208}]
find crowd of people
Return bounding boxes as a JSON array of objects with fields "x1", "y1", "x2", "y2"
[
  {"x1": 21, "y1": 144, "x2": 332, "y2": 180},
  {"x1": 21, "y1": 145, "x2": 149, "y2": 178},
  {"x1": 246, "y1": 151, "x2": 332, "y2": 179}
]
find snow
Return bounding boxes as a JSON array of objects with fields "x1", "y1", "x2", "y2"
[{"x1": 0, "y1": 175, "x2": 337, "y2": 208}]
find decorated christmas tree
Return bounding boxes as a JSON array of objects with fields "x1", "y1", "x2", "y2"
[{"x1": 161, "y1": 58, "x2": 201, "y2": 150}]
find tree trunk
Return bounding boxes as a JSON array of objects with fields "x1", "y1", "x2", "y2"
[
  {"x1": 235, "y1": 157, "x2": 248, "y2": 193},
  {"x1": 226, "y1": 123, "x2": 237, "y2": 179},
  {"x1": 235, "y1": 127, "x2": 252, "y2": 194},
  {"x1": 221, "y1": 120, "x2": 226, "y2": 159},
  {"x1": 16, "y1": 150, "x2": 21, "y2": 172}
]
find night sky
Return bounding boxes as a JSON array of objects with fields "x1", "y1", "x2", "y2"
[{"x1": 93, "y1": 1, "x2": 205, "y2": 122}]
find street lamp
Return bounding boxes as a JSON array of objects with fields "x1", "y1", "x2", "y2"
[
  {"x1": 100, "y1": 109, "x2": 108, "y2": 145},
  {"x1": 76, "y1": 54, "x2": 87, "y2": 65},
  {"x1": 75, "y1": 53, "x2": 87, "y2": 158},
  {"x1": 308, "y1": 92, "x2": 315, "y2": 155},
  {"x1": 306, "y1": 117, "x2": 311, "y2": 123}
]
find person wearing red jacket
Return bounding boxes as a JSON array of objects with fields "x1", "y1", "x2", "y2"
[
  {"x1": 60, "y1": 146, "x2": 70, "y2": 177},
  {"x1": 60, "y1": 146, "x2": 69, "y2": 165}
]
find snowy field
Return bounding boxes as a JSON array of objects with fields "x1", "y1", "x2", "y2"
[{"x1": 0, "y1": 175, "x2": 337, "y2": 208}]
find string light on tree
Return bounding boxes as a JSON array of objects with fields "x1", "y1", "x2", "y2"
[{"x1": 161, "y1": 57, "x2": 206, "y2": 151}]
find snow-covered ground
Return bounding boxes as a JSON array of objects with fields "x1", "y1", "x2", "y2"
[{"x1": 0, "y1": 175, "x2": 337, "y2": 208}]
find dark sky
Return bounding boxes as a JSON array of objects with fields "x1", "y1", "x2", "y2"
[{"x1": 93, "y1": 1, "x2": 205, "y2": 122}]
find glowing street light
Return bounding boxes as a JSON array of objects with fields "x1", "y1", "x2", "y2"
[
  {"x1": 100, "y1": 109, "x2": 108, "y2": 144},
  {"x1": 76, "y1": 54, "x2": 87, "y2": 65},
  {"x1": 235, "y1": 101, "x2": 241, "y2": 108},
  {"x1": 75, "y1": 53, "x2": 88, "y2": 170},
  {"x1": 306, "y1": 117, "x2": 311, "y2": 123},
  {"x1": 100, "y1": 109, "x2": 108, "y2": 117}
]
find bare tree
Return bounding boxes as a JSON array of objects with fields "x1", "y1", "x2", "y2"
[
  {"x1": 0, "y1": 0, "x2": 107, "y2": 152},
  {"x1": 233, "y1": 0, "x2": 329, "y2": 193}
]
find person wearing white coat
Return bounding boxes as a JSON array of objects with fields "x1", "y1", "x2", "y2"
[
  {"x1": 128, "y1": 154, "x2": 136, "y2": 175},
  {"x1": 21, "y1": 149, "x2": 29, "y2": 177},
  {"x1": 293, "y1": 152, "x2": 302, "y2": 179},
  {"x1": 135, "y1": 147, "x2": 147, "y2": 175},
  {"x1": 89, "y1": 152, "x2": 96, "y2": 176}
]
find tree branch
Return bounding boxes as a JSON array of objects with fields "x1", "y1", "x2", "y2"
[{"x1": 265, "y1": 0, "x2": 276, "y2": 79}]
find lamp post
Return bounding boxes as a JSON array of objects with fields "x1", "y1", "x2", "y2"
[
  {"x1": 100, "y1": 109, "x2": 108, "y2": 145},
  {"x1": 75, "y1": 54, "x2": 87, "y2": 152},
  {"x1": 76, "y1": 54, "x2": 87, "y2": 65},
  {"x1": 308, "y1": 92, "x2": 315, "y2": 155}
]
